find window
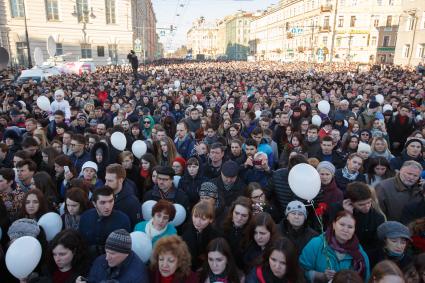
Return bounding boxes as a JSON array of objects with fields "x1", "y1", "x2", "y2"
[
  {"x1": 338, "y1": 16, "x2": 344, "y2": 27},
  {"x1": 417, "y1": 44, "x2": 425, "y2": 58},
  {"x1": 105, "y1": 0, "x2": 116, "y2": 24},
  {"x1": 108, "y1": 44, "x2": 118, "y2": 64},
  {"x1": 56, "y1": 43, "x2": 63, "y2": 55},
  {"x1": 81, "y1": 43, "x2": 92, "y2": 58},
  {"x1": 336, "y1": 37, "x2": 341, "y2": 47},
  {"x1": 10, "y1": 0, "x2": 25, "y2": 18},
  {"x1": 403, "y1": 44, "x2": 410, "y2": 58},
  {"x1": 383, "y1": 36, "x2": 390, "y2": 47},
  {"x1": 377, "y1": 0, "x2": 382, "y2": 5},
  {"x1": 406, "y1": 17, "x2": 415, "y2": 31},
  {"x1": 371, "y1": 36, "x2": 377, "y2": 46},
  {"x1": 97, "y1": 46, "x2": 105, "y2": 57},
  {"x1": 16, "y1": 42, "x2": 27, "y2": 65},
  {"x1": 350, "y1": 16, "x2": 356, "y2": 27},
  {"x1": 324, "y1": 16, "x2": 330, "y2": 28},
  {"x1": 322, "y1": 36, "x2": 328, "y2": 46},
  {"x1": 76, "y1": 0, "x2": 89, "y2": 23},
  {"x1": 374, "y1": 18, "x2": 379, "y2": 27},
  {"x1": 388, "y1": 0, "x2": 394, "y2": 5},
  {"x1": 45, "y1": 0, "x2": 59, "y2": 21},
  {"x1": 386, "y1": 16, "x2": 392, "y2": 27}
]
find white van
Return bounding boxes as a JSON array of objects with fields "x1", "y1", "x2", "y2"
[{"x1": 16, "y1": 67, "x2": 61, "y2": 84}]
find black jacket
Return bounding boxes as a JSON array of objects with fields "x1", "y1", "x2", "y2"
[
  {"x1": 312, "y1": 150, "x2": 346, "y2": 169},
  {"x1": 181, "y1": 223, "x2": 221, "y2": 271},
  {"x1": 279, "y1": 219, "x2": 318, "y2": 254},
  {"x1": 90, "y1": 142, "x2": 110, "y2": 181},
  {"x1": 401, "y1": 197, "x2": 425, "y2": 225},
  {"x1": 266, "y1": 168, "x2": 301, "y2": 212},
  {"x1": 334, "y1": 169, "x2": 367, "y2": 193},
  {"x1": 114, "y1": 184, "x2": 142, "y2": 229},
  {"x1": 178, "y1": 169, "x2": 207, "y2": 207},
  {"x1": 143, "y1": 184, "x2": 191, "y2": 214},
  {"x1": 212, "y1": 176, "x2": 246, "y2": 207}
]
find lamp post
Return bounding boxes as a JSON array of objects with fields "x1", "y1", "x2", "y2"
[{"x1": 22, "y1": 0, "x2": 32, "y2": 68}]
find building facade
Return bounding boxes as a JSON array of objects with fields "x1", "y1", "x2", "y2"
[
  {"x1": 0, "y1": 0, "x2": 157, "y2": 66},
  {"x1": 186, "y1": 17, "x2": 218, "y2": 59},
  {"x1": 394, "y1": 0, "x2": 425, "y2": 66},
  {"x1": 225, "y1": 12, "x2": 253, "y2": 60},
  {"x1": 132, "y1": 0, "x2": 157, "y2": 62}
]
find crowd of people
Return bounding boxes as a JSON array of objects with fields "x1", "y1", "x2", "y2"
[{"x1": 0, "y1": 60, "x2": 424, "y2": 283}]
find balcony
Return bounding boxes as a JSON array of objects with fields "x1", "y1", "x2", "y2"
[
  {"x1": 320, "y1": 5, "x2": 332, "y2": 12},
  {"x1": 319, "y1": 26, "x2": 331, "y2": 32}
]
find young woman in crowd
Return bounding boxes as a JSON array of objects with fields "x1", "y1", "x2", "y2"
[
  {"x1": 365, "y1": 157, "x2": 394, "y2": 187},
  {"x1": 199, "y1": 237, "x2": 245, "y2": 283},
  {"x1": 62, "y1": 187, "x2": 90, "y2": 230},
  {"x1": 118, "y1": 151, "x2": 143, "y2": 191},
  {"x1": 33, "y1": 171, "x2": 60, "y2": 211},
  {"x1": 368, "y1": 260, "x2": 405, "y2": 283},
  {"x1": 245, "y1": 182, "x2": 279, "y2": 222},
  {"x1": 19, "y1": 188, "x2": 49, "y2": 221},
  {"x1": 140, "y1": 153, "x2": 158, "y2": 193},
  {"x1": 157, "y1": 136, "x2": 179, "y2": 167},
  {"x1": 182, "y1": 200, "x2": 220, "y2": 271},
  {"x1": 54, "y1": 155, "x2": 78, "y2": 200},
  {"x1": 134, "y1": 199, "x2": 177, "y2": 245},
  {"x1": 341, "y1": 135, "x2": 360, "y2": 158},
  {"x1": 150, "y1": 235, "x2": 199, "y2": 283},
  {"x1": 172, "y1": 156, "x2": 186, "y2": 176},
  {"x1": 300, "y1": 210, "x2": 371, "y2": 282},
  {"x1": 80, "y1": 161, "x2": 104, "y2": 190},
  {"x1": 316, "y1": 161, "x2": 344, "y2": 206},
  {"x1": 242, "y1": 212, "x2": 279, "y2": 272},
  {"x1": 178, "y1": 157, "x2": 207, "y2": 207},
  {"x1": 370, "y1": 137, "x2": 394, "y2": 161},
  {"x1": 246, "y1": 237, "x2": 305, "y2": 283}
]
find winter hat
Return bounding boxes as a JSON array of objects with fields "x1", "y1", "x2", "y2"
[
  {"x1": 377, "y1": 221, "x2": 411, "y2": 241},
  {"x1": 357, "y1": 142, "x2": 372, "y2": 154},
  {"x1": 156, "y1": 166, "x2": 175, "y2": 177},
  {"x1": 221, "y1": 160, "x2": 239, "y2": 177},
  {"x1": 54, "y1": 89, "x2": 65, "y2": 98},
  {"x1": 285, "y1": 200, "x2": 307, "y2": 218},
  {"x1": 368, "y1": 101, "x2": 380, "y2": 109},
  {"x1": 405, "y1": 138, "x2": 424, "y2": 150},
  {"x1": 81, "y1": 161, "x2": 98, "y2": 172},
  {"x1": 8, "y1": 218, "x2": 41, "y2": 240},
  {"x1": 199, "y1": 182, "x2": 218, "y2": 199},
  {"x1": 316, "y1": 161, "x2": 336, "y2": 175},
  {"x1": 173, "y1": 157, "x2": 186, "y2": 168},
  {"x1": 383, "y1": 104, "x2": 393, "y2": 113},
  {"x1": 105, "y1": 229, "x2": 132, "y2": 254}
]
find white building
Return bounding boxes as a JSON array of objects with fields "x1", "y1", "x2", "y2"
[
  {"x1": 0, "y1": 0, "x2": 157, "y2": 66},
  {"x1": 187, "y1": 17, "x2": 218, "y2": 59}
]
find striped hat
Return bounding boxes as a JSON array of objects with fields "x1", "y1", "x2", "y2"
[{"x1": 105, "y1": 229, "x2": 132, "y2": 254}]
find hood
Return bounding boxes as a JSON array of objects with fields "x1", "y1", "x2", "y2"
[{"x1": 90, "y1": 141, "x2": 110, "y2": 166}]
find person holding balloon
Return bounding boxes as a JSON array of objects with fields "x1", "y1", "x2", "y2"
[
  {"x1": 134, "y1": 199, "x2": 177, "y2": 246},
  {"x1": 299, "y1": 210, "x2": 370, "y2": 282}
]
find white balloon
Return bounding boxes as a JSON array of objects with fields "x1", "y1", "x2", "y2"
[
  {"x1": 170, "y1": 204, "x2": 186, "y2": 226},
  {"x1": 375, "y1": 94, "x2": 384, "y2": 105},
  {"x1": 318, "y1": 100, "x2": 330, "y2": 114},
  {"x1": 130, "y1": 231, "x2": 152, "y2": 263},
  {"x1": 173, "y1": 175, "x2": 181, "y2": 188},
  {"x1": 312, "y1": 115, "x2": 322, "y2": 126},
  {"x1": 38, "y1": 212, "x2": 63, "y2": 241},
  {"x1": 255, "y1": 110, "x2": 262, "y2": 119},
  {"x1": 6, "y1": 236, "x2": 42, "y2": 279},
  {"x1": 163, "y1": 89, "x2": 169, "y2": 95},
  {"x1": 288, "y1": 163, "x2": 321, "y2": 201},
  {"x1": 344, "y1": 120, "x2": 348, "y2": 128},
  {"x1": 174, "y1": 80, "x2": 181, "y2": 88},
  {"x1": 132, "y1": 140, "x2": 147, "y2": 159},
  {"x1": 142, "y1": 200, "x2": 157, "y2": 220},
  {"x1": 110, "y1": 132, "x2": 127, "y2": 151},
  {"x1": 36, "y1": 96, "x2": 51, "y2": 111}
]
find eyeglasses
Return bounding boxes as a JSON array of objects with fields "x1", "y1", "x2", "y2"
[
  {"x1": 361, "y1": 133, "x2": 370, "y2": 136},
  {"x1": 144, "y1": 121, "x2": 151, "y2": 124},
  {"x1": 70, "y1": 143, "x2": 82, "y2": 147},
  {"x1": 251, "y1": 192, "x2": 264, "y2": 200}
]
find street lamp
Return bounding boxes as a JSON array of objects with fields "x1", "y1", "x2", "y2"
[{"x1": 22, "y1": 0, "x2": 32, "y2": 68}]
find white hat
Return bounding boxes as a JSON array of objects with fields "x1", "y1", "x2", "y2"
[
  {"x1": 383, "y1": 104, "x2": 393, "y2": 113},
  {"x1": 54, "y1": 89, "x2": 64, "y2": 97},
  {"x1": 357, "y1": 142, "x2": 371, "y2": 154},
  {"x1": 82, "y1": 161, "x2": 98, "y2": 172},
  {"x1": 227, "y1": 103, "x2": 234, "y2": 109}
]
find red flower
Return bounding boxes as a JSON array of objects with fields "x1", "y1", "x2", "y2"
[{"x1": 315, "y1": 202, "x2": 328, "y2": 217}]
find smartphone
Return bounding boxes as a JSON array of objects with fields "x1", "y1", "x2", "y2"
[
  {"x1": 253, "y1": 160, "x2": 262, "y2": 166},
  {"x1": 64, "y1": 166, "x2": 70, "y2": 174}
]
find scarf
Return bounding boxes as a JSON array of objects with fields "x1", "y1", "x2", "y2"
[
  {"x1": 140, "y1": 168, "x2": 150, "y2": 179},
  {"x1": 64, "y1": 214, "x2": 80, "y2": 230},
  {"x1": 145, "y1": 219, "x2": 167, "y2": 240},
  {"x1": 325, "y1": 228, "x2": 366, "y2": 277},
  {"x1": 209, "y1": 271, "x2": 228, "y2": 283},
  {"x1": 342, "y1": 166, "x2": 359, "y2": 181},
  {"x1": 262, "y1": 265, "x2": 288, "y2": 283}
]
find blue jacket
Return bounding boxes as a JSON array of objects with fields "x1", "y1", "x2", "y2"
[
  {"x1": 174, "y1": 135, "x2": 195, "y2": 159},
  {"x1": 134, "y1": 221, "x2": 177, "y2": 246},
  {"x1": 299, "y1": 234, "x2": 370, "y2": 282},
  {"x1": 88, "y1": 251, "x2": 149, "y2": 283},
  {"x1": 70, "y1": 151, "x2": 91, "y2": 174},
  {"x1": 114, "y1": 184, "x2": 142, "y2": 229},
  {"x1": 78, "y1": 208, "x2": 131, "y2": 251}
]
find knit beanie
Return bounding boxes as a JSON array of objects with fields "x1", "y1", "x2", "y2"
[
  {"x1": 105, "y1": 229, "x2": 132, "y2": 254},
  {"x1": 81, "y1": 161, "x2": 98, "y2": 172},
  {"x1": 316, "y1": 161, "x2": 336, "y2": 175},
  {"x1": 199, "y1": 182, "x2": 218, "y2": 199},
  {"x1": 8, "y1": 218, "x2": 41, "y2": 240},
  {"x1": 285, "y1": 200, "x2": 307, "y2": 218},
  {"x1": 405, "y1": 138, "x2": 424, "y2": 150},
  {"x1": 173, "y1": 156, "x2": 186, "y2": 168},
  {"x1": 357, "y1": 142, "x2": 372, "y2": 154}
]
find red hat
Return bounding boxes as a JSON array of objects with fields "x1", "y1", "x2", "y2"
[{"x1": 173, "y1": 157, "x2": 186, "y2": 168}]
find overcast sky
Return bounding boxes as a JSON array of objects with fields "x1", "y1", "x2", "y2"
[{"x1": 151, "y1": 0, "x2": 278, "y2": 51}]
